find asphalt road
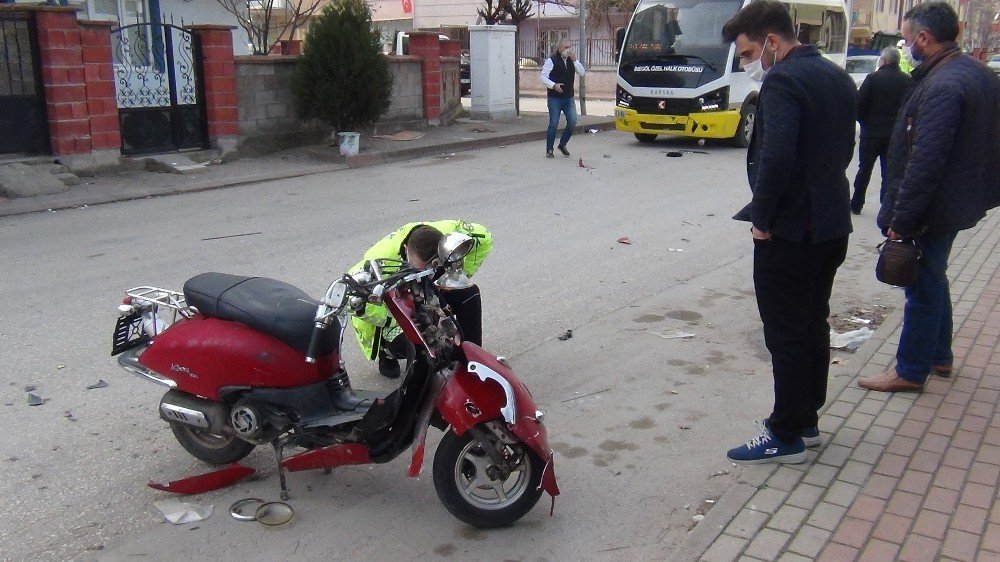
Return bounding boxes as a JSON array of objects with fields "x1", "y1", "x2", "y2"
[{"x1": 0, "y1": 130, "x2": 896, "y2": 561}]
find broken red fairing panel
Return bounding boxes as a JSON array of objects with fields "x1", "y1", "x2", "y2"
[
  {"x1": 437, "y1": 342, "x2": 561, "y2": 501},
  {"x1": 147, "y1": 463, "x2": 255, "y2": 494},
  {"x1": 281, "y1": 443, "x2": 371, "y2": 472}
]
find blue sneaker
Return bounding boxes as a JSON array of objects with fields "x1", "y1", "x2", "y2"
[
  {"x1": 764, "y1": 419, "x2": 821, "y2": 448},
  {"x1": 727, "y1": 428, "x2": 806, "y2": 465}
]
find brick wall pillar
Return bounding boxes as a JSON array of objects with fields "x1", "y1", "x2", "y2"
[
  {"x1": 440, "y1": 39, "x2": 461, "y2": 58},
  {"x1": 79, "y1": 20, "x2": 120, "y2": 152},
  {"x1": 34, "y1": 6, "x2": 90, "y2": 156},
  {"x1": 407, "y1": 31, "x2": 441, "y2": 123},
  {"x1": 187, "y1": 25, "x2": 239, "y2": 148}
]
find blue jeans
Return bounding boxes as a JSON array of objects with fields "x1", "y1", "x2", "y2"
[
  {"x1": 896, "y1": 230, "x2": 958, "y2": 384},
  {"x1": 546, "y1": 96, "x2": 577, "y2": 151}
]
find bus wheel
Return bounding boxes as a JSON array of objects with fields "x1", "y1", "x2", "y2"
[
  {"x1": 732, "y1": 103, "x2": 756, "y2": 148},
  {"x1": 634, "y1": 133, "x2": 657, "y2": 143}
]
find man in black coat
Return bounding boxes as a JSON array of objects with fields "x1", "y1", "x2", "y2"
[
  {"x1": 722, "y1": 0, "x2": 856, "y2": 465},
  {"x1": 859, "y1": 2, "x2": 1000, "y2": 393},
  {"x1": 851, "y1": 47, "x2": 914, "y2": 214}
]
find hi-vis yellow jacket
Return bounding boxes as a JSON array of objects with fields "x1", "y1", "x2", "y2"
[{"x1": 349, "y1": 220, "x2": 492, "y2": 360}]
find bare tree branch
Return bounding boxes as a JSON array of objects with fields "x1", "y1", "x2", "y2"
[{"x1": 215, "y1": 0, "x2": 325, "y2": 55}]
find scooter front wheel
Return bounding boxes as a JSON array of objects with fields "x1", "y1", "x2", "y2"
[
  {"x1": 169, "y1": 422, "x2": 255, "y2": 465},
  {"x1": 432, "y1": 426, "x2": 544, "y2": 528}
]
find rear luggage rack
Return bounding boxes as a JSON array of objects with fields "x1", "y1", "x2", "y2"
[{"x1": 125, "y1": 287, "x2": 194, "y2": 314}]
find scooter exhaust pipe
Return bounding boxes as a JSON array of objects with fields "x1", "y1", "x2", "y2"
[{"x1": 159, "y1": 389, "x2": 232, "y2": 435}]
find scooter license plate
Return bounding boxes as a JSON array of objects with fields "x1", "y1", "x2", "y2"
[{"x1": 111, "y1": 310, "x2": 149, "y2": 356}]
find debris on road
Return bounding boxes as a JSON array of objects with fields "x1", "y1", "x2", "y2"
[
  {"x1": 558, "y1": 329, "x2": 573, "y2": 341},
  {"x1": 27, "y1": 393, "x2": 47, "y2": 406},
  {"x1": 830, "y1": 327, "x2": 874, "y2": 351},
  {"x1": 85, "y1": 380, "x2": 108, "y2": 390},
  {"x1": 651, "y1": 330, "x2": 695, "y2": 340},
  {"x1": 154, "y1": 499, "x2": 214, "y2": 525},
  {"x1": 148, "y1": 464, "x2": 256, "y2": 495},
  {"x1": 588, "y1": 129, "x2": 599, "y2": 134},
  {"x1": 24, "y1": 384, "x2": 37, "y2": 392},
  {"x1": 668, "y1": 248, "x2": 685, "y2": 252},
  {"x1": 666, "y1": 151, "x2": 683, "y2": 157},
  {"x1": 617, "y1": 236, "x2": 631, "y2": 245},
  {"x1": 692, "y1": 514, "x2": 705, "y2": 522}
]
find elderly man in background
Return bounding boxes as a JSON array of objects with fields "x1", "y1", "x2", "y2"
[{"x1": 851, "y1": 47, "x2": 914, "y2": 215}]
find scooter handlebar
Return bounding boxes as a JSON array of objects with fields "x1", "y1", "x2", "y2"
[{"x1": 304, "y1": 322, "x2": 326, "y2": 364}]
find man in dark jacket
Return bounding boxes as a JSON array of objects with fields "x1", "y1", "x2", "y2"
[
  {"x1": 851, "y1": 47, "x2": 914, "y2": 214},
  {"x1": 722, "y1": 0, "x2": 856, "y2": 464},
  {"x1": 860, "y1": 2, "x2": 1000, "y2": 393}
]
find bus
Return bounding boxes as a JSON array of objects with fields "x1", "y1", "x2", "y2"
[{"x1": 614, "y1": 0, "x2": 848, "y2": 147}]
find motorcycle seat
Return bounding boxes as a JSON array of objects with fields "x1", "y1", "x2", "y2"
[{"x1": 183, "y1": 272, "x2": 339, "y2": 356}]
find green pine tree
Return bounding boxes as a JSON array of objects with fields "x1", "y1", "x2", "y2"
[{"x1": 291, "y1": 0, "x2": 393, "y2": 133}]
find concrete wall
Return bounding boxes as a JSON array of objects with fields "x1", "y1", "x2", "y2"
[
  {"x1": 235, "y1": 55, "x2": 329, "y2": 157},
  {"x1": 383, "y1": 56, "x2": 425, "y2": 122},
  {"x1": 235, "y1": 54, "x2": 440, "y2": 155},
  {"x1": 519, "y1": 67, "x2": 615, "y2": 100}
]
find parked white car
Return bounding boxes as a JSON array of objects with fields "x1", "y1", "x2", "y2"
[
  {"x1": 846, "y1": 55, "x2": 880, "y2": 88},
  {"x1": 988, "y1": 54, "x2": 1000, "y2": 75}
]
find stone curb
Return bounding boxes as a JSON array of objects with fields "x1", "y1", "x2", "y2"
[{"x1": 0, "y1": 120, "x2": 616, "y2": 218}]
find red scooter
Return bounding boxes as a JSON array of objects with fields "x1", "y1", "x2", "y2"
[{"x1": 111, "y1": 233, "x2": 558, "y2": 527}]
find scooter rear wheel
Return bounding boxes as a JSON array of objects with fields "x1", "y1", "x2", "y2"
[
  {"x1": 433, "y1": 426, "x2": 544, "y2": 528},
  {"x1": 169, "y1": 422, "x2": 255, "y2": 465}
]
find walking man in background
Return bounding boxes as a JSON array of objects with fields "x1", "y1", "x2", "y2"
[
  {"x1": 540, "y1": 39, "x2": 585, "y2": 158},
  {"x1": 859, "y1": 1, "x2": 1000, "y2": 393},
  {"x1": 721, "y1": 0, "x2": 857, "y2": 464},
  {"x1": 851, "y1": 47, "x2": 914, "y2": 215}
]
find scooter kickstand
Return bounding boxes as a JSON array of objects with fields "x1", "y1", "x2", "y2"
[{"x1": 272, "y1": 440, "x2": 291, "y2": 500}]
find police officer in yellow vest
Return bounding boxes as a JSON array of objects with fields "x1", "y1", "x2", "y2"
[{"x1": 350, "y1": 220, "x2": 492, "y2": 378}]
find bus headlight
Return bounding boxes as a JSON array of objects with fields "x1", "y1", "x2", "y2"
[
  {"x1": 697, "y1": 87, "x2": 728, "y2": 112},
  {"x1": 616, "y1": 85, "x2": 632, "y2": 108}
]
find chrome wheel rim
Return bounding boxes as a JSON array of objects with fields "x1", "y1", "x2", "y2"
[
  {"x1": 743, "y1": 112, "x2": 755, "y2": 143},
  {"x1": 453, "y1": 439, "x2": 531, "y2": 510}
]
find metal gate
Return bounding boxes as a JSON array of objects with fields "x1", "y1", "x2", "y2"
[
  {"x1": 111, "y1": 22, "x2": 207, "y2": 155},
  {"x1": 0, "y1": 11, "x2": 49, "y2": 155}
]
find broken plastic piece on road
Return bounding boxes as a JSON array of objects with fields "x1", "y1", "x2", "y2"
[
  {"x1": 154, "y1": 499, "x2": 213, "y2": 524},
  {"x1": 85, "y1": 380, "x2": 108, "y2": 390},
  {"x1": 666, "y1": 151, "x2": 683, "y2": 157},
  {"x1": 588, "y1": 129, "x2": 599, "y2": 134},
  {"x1": 27, "y1": 393, "x2": 46, "y2": 406},
  {"x1": 558, "y1": 329, "x2": 573, "y2": 341},
  {"x1": 617, "y1": 236, "x2": 631, "y2": 245},
  {"x1": 148, "y1": 463, "x2": 255, "y2": 495}
]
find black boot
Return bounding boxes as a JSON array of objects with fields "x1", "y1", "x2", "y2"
[{"x1": 377, "y1": 351, "x2": 400, "y2": 379}]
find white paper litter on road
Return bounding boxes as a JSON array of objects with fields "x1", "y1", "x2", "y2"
[
  {"x1": 651, "y1": 330, "x2": 696, "y2": 340},
  {"x1": 154, "y1": 499, "x2": 214, "y2": 524},
  {"x1": 830, "y1": 327, "x2": 874, "y2": 351},
  {"x1": 846, "y1": 316, "x2": 871, "y2": 325}
]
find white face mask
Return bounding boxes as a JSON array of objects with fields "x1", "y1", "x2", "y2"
[
  {"x1": 744, "y1": 56, "x2": 766, "y2": 82},
  {"x1": 742, "y1": 40, "x2": 774, "y2": 82}
]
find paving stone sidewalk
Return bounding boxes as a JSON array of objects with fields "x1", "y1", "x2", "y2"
[{"x1": 673, "y1": 210, "x2": 1000, "y2": 562}]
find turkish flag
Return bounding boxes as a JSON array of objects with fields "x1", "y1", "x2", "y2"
[{"x1": 402, "y1": 0, "x2": 412, "y2": 13}]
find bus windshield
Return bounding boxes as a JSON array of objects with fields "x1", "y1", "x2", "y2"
[{"x1": 620, "y1": 0, "x2": 741, "y2": 69}]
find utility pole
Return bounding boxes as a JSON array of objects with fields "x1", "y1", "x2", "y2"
[{"x1": 578, "y1": 0, "x2": 587, "y2": 115}]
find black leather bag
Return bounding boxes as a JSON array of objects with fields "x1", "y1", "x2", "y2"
[{"x1": 875, "y1": 239, "x2": 922, "y2": 287}]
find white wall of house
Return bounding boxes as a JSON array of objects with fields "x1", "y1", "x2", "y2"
[{"x1": 157, "y1": 0, "x2": 251, "y2": 55}]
